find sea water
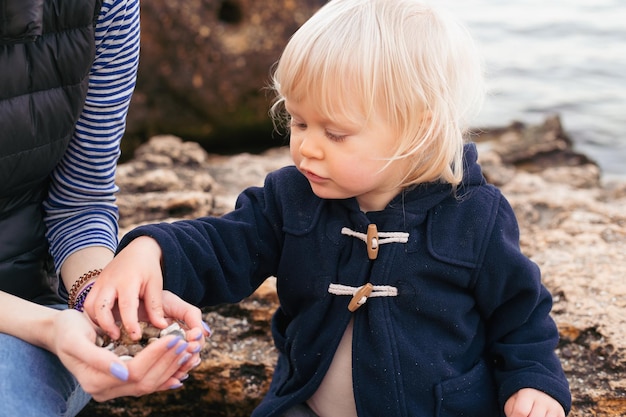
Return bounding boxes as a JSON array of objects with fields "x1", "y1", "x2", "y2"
[{"x1": 439, "y1": 0, "x2": 626, "y2": 178}]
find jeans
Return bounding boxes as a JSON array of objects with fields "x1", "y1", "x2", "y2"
[{"x1": 0, "y1": 305, "x2": 91, "y2": 417}]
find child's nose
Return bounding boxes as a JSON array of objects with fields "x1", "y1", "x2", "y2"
[{"x1": 298, "y1": 134, "x2": 324, "y2": 160}]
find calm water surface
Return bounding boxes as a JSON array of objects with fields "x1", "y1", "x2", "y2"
[{"x1": 439, "y1": 0, "x2": 626, "y2": 178}]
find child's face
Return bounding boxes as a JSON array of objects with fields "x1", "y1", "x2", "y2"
[{"x1": 286, "y1": 97, "x2": 410, "y2": 212}]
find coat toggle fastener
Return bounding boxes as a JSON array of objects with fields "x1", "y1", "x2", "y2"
[
  {"x1": 366, "y1": 224, "x2": 379, "y2": 259},
  {"x1": 328, "y1": 283, "x2": 399, "y2": 312},
  {"x1": 348, "y1": 283, "x2": 373, "y2": 312},
  {"x1": 341, "y1": 225, "x2": 409, "y2": 259}
]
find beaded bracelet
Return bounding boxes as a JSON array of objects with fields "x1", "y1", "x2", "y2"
[
  {"x1": 68, "y1": 269, "x2": 102, "y2": 310},
  {"x1": 71, "y1": 282, "x2": 95, "y2": 312}
]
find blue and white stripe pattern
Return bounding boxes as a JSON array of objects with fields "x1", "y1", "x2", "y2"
[{"x1": 43, "y1": 0, "x2": 140, "y2": 273}]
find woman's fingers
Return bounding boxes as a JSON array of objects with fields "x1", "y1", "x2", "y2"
[
  {"x1": 87, "y1": 335, "x2": 193, "y2": 400},
  {"x1": 57, "y1": 313, "x2": 206, "y2": 402},
  {"x1": 123, "y1": 336, "x2": 192, "y2": 393}
]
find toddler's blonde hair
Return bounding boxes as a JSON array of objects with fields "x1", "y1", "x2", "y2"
[{"x1": 270, "y1": 0, "x2": 484, "y2": 187}]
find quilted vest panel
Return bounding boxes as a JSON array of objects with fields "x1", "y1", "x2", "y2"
[{"x1": 0, "y1": 0, "x2": 101, "y2": 303}]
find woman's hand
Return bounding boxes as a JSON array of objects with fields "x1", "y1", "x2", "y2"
[
  {"x1": 504, "y1": 388, "x2": 565, "y2": 417},
  {"x1": 51, "y1": 308, "x2": 205, "y2": 401}
]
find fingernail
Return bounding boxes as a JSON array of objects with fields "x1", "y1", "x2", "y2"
[
  {"x1": 191, "y1": 357, "x2": 202, "y2": 368},
  {"x1": 180, "y1": 373, "x2": 189, "y2": 382},
  {"x1": 178, "y1": 353, "x2": 191, "y2": 366},
  {"x1": 194, "y1": 332, "x2": 203, "y2": 341},
  {"x1": 166, "y1": 336, "x2": 182, "y2": 349},
  {"x1": 110, "y1": 362, "x2": 129, "y2": 381},
  {"x1": 175, "y1": 342, "x2": 188, "y2": 355},
  {"x1": 169, "y1": 382, "x2": 183, "y2": 390},
  {"x1": 202, "y1": 321, "x2": 212, "y2": 337}
]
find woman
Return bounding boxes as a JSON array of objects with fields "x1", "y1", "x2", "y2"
[{"x1": 0, "y1": 1, "x2": 208, "y2": 416}]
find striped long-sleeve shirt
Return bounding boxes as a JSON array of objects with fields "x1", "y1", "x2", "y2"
[{"x1": 43, "y1": 0, "x2": 140, "y2": 273}]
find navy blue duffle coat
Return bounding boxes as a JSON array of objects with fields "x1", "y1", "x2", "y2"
[{"x1": 120, "y1": 144, "x2": 571, "y2": 416}]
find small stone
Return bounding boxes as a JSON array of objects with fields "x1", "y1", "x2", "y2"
[
  {"x1": 142, "y1": 324, "x2": 161, "y2": 339},
  {"x1": 160, "y1": 322, "x2": 186, "y2": 339},
  {"x1": 113, "y1": 345, "x2": 130, "y2": 357},
  {"x1": 97, "y1": 320, "x2": 191, "y2": 358},
  {"x1": 127, "y1": 344, "x2": 144, "y2": 356}
]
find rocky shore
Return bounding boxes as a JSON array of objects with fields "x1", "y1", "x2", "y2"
[{"x1": 78, "y1": 115, "x2": 626, "y2": 416}]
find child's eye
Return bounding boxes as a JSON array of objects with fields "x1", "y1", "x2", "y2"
[
  {"x1": 325, "y1": 131, "x2": 346, "y2": 142},
  {"x1": 290, "y1": 119, "x2": 307, "y2": 131}
]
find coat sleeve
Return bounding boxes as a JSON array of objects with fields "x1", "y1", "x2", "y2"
[
  {"x1": 472, "y1": 195, "x2": 571, "y2": 414},
  {"x1": 117, "y1": 174, "x2": 285, "y2": 306}
]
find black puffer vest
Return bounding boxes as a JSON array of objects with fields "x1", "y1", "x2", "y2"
[{"x1": 0, "y1": 0, "x2": 101, "y2": 304}]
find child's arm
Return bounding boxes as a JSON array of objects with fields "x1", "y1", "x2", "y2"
[
  {"x1": 469, "y1": 194, "x2": 571, "y2": 413},
  {"x1": 87, "y1": 173, "x2": 291, "y2": 339},
  {"x1": 504, "y1": 388, "x2": 565, "y2": 417}
]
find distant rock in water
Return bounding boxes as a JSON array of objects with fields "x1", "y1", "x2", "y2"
[{"x1": 79, "y1": 116, "x2": 626, "y2": 417}]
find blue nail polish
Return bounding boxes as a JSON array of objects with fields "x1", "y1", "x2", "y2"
[
  {"x1": 167, "y1": 336, "x2": 182, "y2": 349},
  {"x1": 169, "y1": 382, "x2": 183, "y2": 390},
  {"x1": 180, "y1": 373, "x2": 189, "y2": 382},
  {"x1": 110, "y1": 362, "x2": 129, "y2": 381},
  {"x1": 202, "y1": 321, "x2": 212, "y2": 336},
  {"x1": 192, "y1": 345, "x2": 201, "y2": 353},
  {"x1": 194, "y1": 332, "x2": 203, "y2": 341},
  {"x1": 178, "y1": 353, "x2": 191, "y2": 366},
  {"x1": 175, "y1": 342, "x2": 188, "y2": 355}
]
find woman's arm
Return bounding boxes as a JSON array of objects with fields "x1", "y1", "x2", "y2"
[
  {"x1": 44, "y1": 0, "x2": 140, "y2": 289},
  {"x1": 0, "y1": 291, "x2": 64, "y2": 350}
]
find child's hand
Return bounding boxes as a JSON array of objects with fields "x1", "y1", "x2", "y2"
[
  {"x1": 84, "y1": 236, "x2": 208, "y2": 341},
  {"x1": 504, "y1": 388, "x2": 565, "y2": 417}
]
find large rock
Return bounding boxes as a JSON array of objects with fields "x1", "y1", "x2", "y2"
[
  {"x1": 79, "y1": 116, "x2": 626, "y2": 416},
  {"x1": 123, "y1": 0, "x2": 326, "y2": 154}
]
